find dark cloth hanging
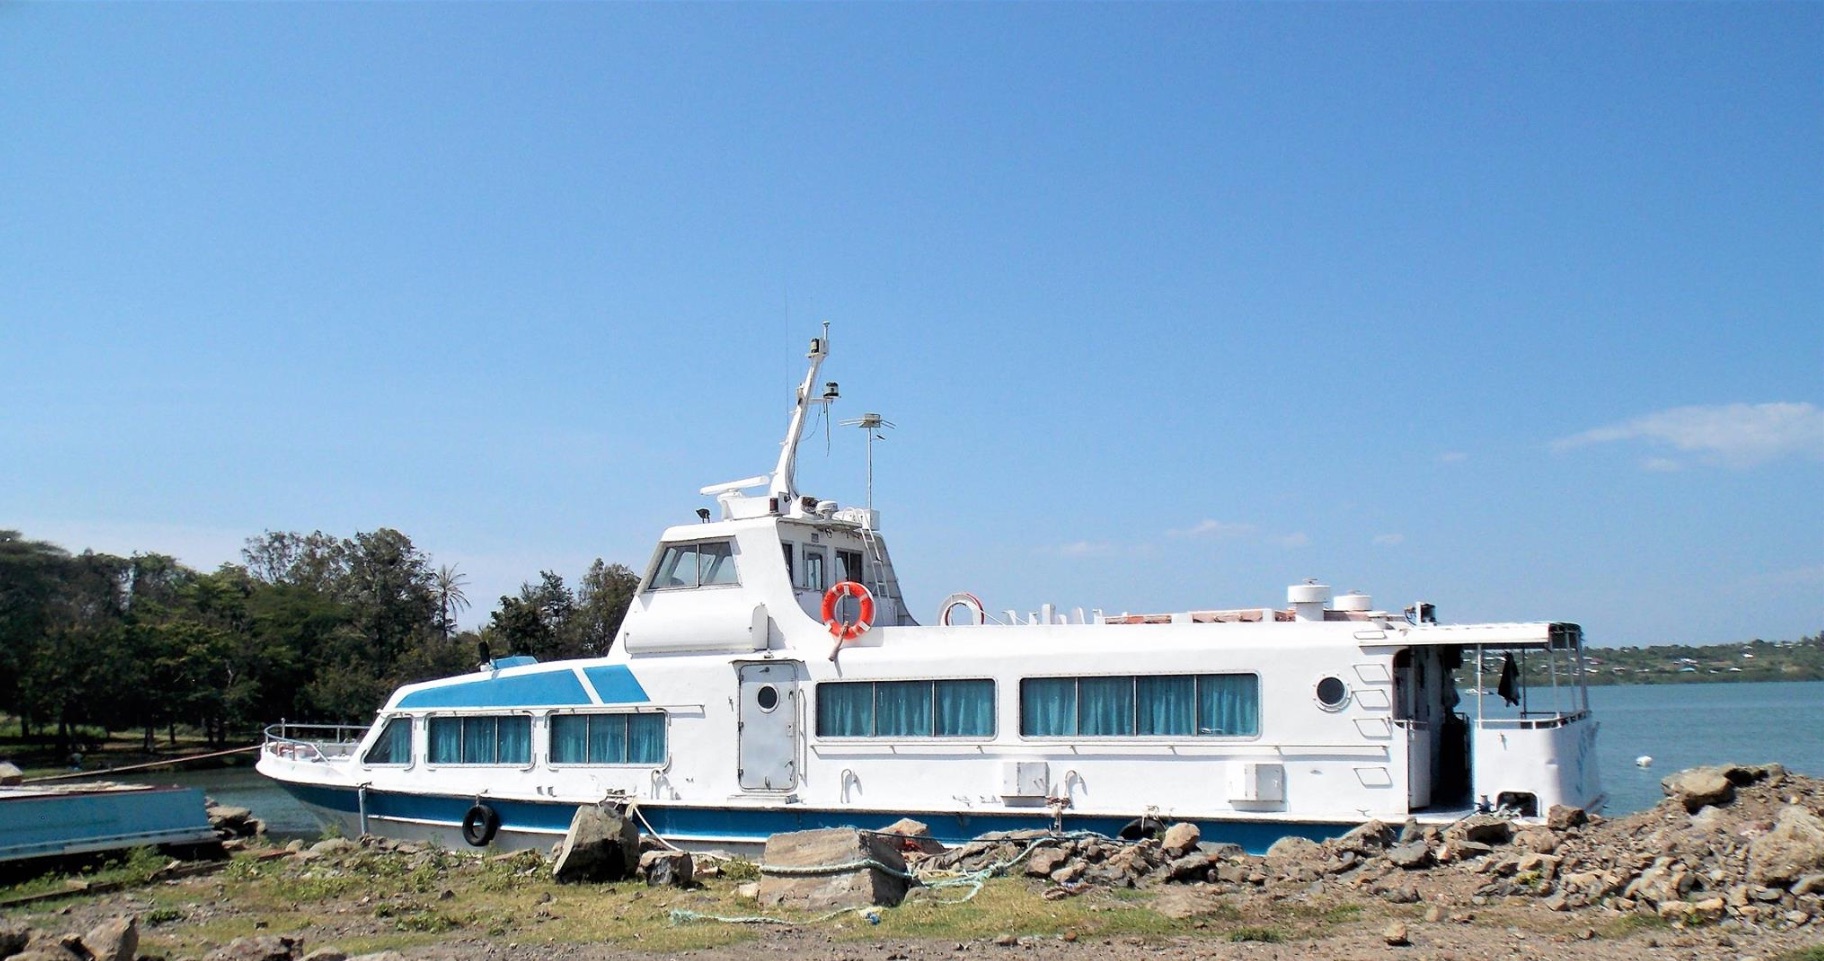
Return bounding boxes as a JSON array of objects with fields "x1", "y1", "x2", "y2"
[{"x1": 1497, "y1": 652, "x2": 1521, "y2": 707}]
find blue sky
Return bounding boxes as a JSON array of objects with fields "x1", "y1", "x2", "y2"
[{"x1": 3, "y1": 3, "x2": 1819, "y2": 646}]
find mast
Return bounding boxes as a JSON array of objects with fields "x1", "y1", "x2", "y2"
[{"x1": 769, "y1": 323, "x2": 836, "y2": 508}]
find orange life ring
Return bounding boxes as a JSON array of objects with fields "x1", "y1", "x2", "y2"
[{"x1": 821, "y1": 580, "x2": 876, "y2": 641}]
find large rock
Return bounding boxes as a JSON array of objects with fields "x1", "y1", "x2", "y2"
[
  {"x1": 1025, "y1": 847, "x2": 1069, "y2": 877},
  {"x1": 1160, "y1": 822, "x2": 1201, "y2": 859},
  {"x1": 79, "y1": 917, "x2": 137, "y2": 961},
  {"x1": 1337, "y1": 820, "x2": 1398, "y2": 853},
  {"x1": 639, "y1": 850, "x2": 695, "y2": 887},
  {"x1": 1451, "y1": 814, "x2": 1513, "y2": 846},
  {"x1": 0, "y1": 763, "x2": 22, "y2": 786},
  {"x1": 553, "y1": 804, "x2": 640, "y2": 883},
  {"x1": 1265, "y1": 836, "x2": 1320, "y2": 860},
  {"x1": 757, "y1": 828, "x2": 911, "y2": 910},
  {"x1": 1661, "y1": 767, "x2": 1735, "y2": 812},
  {"x1": 0, "y1": 924, "x2": 30, "y2": 958},
  {"x1": 1386, "y1": 841, "x2": 1434, "y2": 870},
  {"x1": 1747, "y1": 805, "x2": 1824, "y2": 886},
  {"x1": 203, "y1": 935, "x2": 300, "y2": 961},
  {"x1": 876, "y1": 818, "x2": 944, "y2": 854}
]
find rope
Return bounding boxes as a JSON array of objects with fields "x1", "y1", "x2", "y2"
[
  {"x1": 24, "y1": 744, "x2": 260, "y2": 783},
  {"x1": 669, "y1": 829, "x2": 1122, "y2": 926},
  {"x1": 759, "y1": 857, "x2": 919, "y2": 881}
]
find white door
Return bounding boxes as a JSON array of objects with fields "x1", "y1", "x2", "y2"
[{"x1": 737, "y1": 662, "x2": 800, "y2": 791}]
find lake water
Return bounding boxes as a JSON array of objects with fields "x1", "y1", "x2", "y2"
[{"x1": 122, "y1": 681, "x2": 1824, "y2": 836}]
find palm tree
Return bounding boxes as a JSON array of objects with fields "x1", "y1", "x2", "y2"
[{"x1": 432, "y1": 564, "x2": 471, "y2": 641}]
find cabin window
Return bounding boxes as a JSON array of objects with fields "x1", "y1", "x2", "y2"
[
  {"x1": 1020, "y1": 674, "x2": 1259, "y2": 738},
  {"x1": 549, "y1": 712, "x2": 666, "y2": 765},
  {"x1": 648, "y1": 540, "x2": 739, "y2": 590},
  {"x1": 781, "y1": 543, "x2": 795, "y2": 583},
  {"x1": 427, "y1": 715, "x2": 532, "y2": 765},
  {"x1": 803, "y1": 549, "x2": 827, "y2": 591},
  {"x1": 363, "y1": 716, "x2": 412, "y2": 765},
  {"x1": 816, "y1": 679, "x2": 995, "y2": 737},
  {"x1": 836, "y1": 549, "x2": 864, "y2": 583}
]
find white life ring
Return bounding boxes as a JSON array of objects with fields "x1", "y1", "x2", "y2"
[{"x1": 938, "y1": 592, "x2": 986, "y2": 626}]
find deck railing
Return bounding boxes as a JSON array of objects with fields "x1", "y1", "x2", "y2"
[{"x1": 262, "y1": 722, "x2": 367, "y2": 763}]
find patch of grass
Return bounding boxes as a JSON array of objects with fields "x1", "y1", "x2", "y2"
[
  {"x1": 718, "y1": 858, "x2": 760, "y2": 882},
  {"x1": 1600, "y1": 912, "x2": 1671, "y2": 938},
  {"x1": 144, "y1": 907, "x2": 186, "y2": 926},
  {"x1": 0, "y1": 846, "x2": 172, "y2": 902},
  {"x1": 853, "y1": 880, "x2": 1185, "y2": 943},
  {"x1": 1227, "y1": 926, "x2": 1286, "y2": 943},
  {"x1": 1774, "y1": 947, "x2": 1824, "y2": 961}
]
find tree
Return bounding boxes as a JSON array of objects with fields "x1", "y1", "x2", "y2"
[
  {"x1": 432, "y1": 565, "x2": 470, "y2": 641},
  {"x1": 572, "y1": 560, "x2": 640, "y2": 655}
]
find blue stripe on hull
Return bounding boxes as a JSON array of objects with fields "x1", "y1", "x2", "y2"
[{"x1": 272, "y1": 782, "x2": 1352, "y2": 855}]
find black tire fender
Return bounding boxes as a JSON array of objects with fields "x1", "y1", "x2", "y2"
[
  {"x1": 1118, "y1": 816, "x2": 1164, "y2": 841},
  {"x1": 461, "y1": 803, "x2": 500, "y2": 847}
]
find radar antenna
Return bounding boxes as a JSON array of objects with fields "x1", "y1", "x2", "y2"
[{"x1": 839, "y1": 411, "x2": 896, "y2": 513}]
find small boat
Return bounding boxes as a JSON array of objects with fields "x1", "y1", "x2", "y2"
[
  {"x1": 0, "y1": 781, "x2": 217, "y2": 865},
  {"x1": 260, "y1": 330, "x2": 1604, "y2": 854}
]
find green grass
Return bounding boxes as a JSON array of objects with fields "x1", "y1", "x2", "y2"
[
  {"x1": 1228, "y1": 926, "x2": 1286, "y2": 943},
  {"x1": 1774, "y1": 947, "x2": 1824, "y2": 961}
]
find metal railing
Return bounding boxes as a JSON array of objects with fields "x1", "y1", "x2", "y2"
[{"x1": 262, "y1": 722, "x2": 368, "y2": 763}]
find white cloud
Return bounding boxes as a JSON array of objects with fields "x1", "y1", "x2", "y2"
[
  {"x1": 1276, "y1": 532, "x2": 1310, "y2": 548},
  {"x1": 1438, "y1": 451, "x2": 1468, "y2": 464},
  {"x1": 1642, "y1": 457, "x2": 1683, "y2": 473},
  {"x1": 1167, "y1": 519, "x2": 1257, "y2": 539},
  {"x1": 1372, "y1": 533, "x2": 1405, "y2": 546},
  {"x1": 1555, "y1": 402, "x2": 1824, "y2": 468},
  {"x1": 1055, "y1": 540, "x2": 1115, "y2": 558}
]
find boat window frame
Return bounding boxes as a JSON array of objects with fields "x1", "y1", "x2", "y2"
[
  {"x1": 424, "y1": 712, "x2": 536, "y2": 767},
  {"x1": 545, "y1": 709, "x2": 670, "y2": 767},
  {"x1": 361, "y1": 715, "x2": 414, "y2": 767},
  {"x1": 813, "y1": 678, "x2": 998, "y2": 739},
  {"x1": 1017, "y1": 672, "x2": 1263, "y2": 740},
  {"x1": 643, "y1": 539, "x2": 742, "y2": 593}
]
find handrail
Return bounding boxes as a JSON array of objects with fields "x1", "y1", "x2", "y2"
[{"x1": 262, "y1": 723, "x2": 368, "y2": 763}]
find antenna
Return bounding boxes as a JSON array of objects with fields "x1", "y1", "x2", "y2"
[{"x1": 839, "y1": 411, "x2": 896, "y2": 512}]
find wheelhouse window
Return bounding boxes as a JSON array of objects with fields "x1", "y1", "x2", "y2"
[
  {"x1": 816, "y1": 679, "x2": 995, "y2": 737},
  {"x1": 802, "y1": 549, "x2": 827, "y2": 591},
  {"x1": 648, "y1": 540, "x2": 738, "y2": 590},
  {"x1": 363, "y1": 716, "x2": 412, "y2": 765},
  {"x1": 836, "y1": 549, "x2": 864, "y2": 583},
  {"x1": 427, "y1": 715, "x2": 532, "y2": 765},
  {"x1": 1020, "y1": 674, "x2": 1259, "y2": 738},
  {"x1": 549, "y1": 712, "x2": 666, "y2": 765}
]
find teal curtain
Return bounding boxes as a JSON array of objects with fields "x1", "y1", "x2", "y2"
[
  {"x1": 551, "y1": 716, "x2": 587, "y2": 763},
  {"x1": 428, "y1": 717, "x2": 462, "y2": 763},
  {"x1": 817, "y1": 683, "x2": 873, "y2": 736},
  {"x1": 628, "y1": 713, "x2": 665, "y2": 764},
  {"x1": 498, "y1": 716, "x2": 531, "y2": 764},
  {"x1": 875, "y1": 681, "x2": 933, "y2": 736},
  {"x1": 1198, "y1": 674, "x2": 1260, "y2": 736},
  {"x1": 935, "y1": 680, "x2": 994, "y2": 736},
  {"x1": 1078, "y1": 676, "x2": 1134, "y2": 735},
  {"x1": 1021, "y1": 678, "x2": 1076, "y2": 736},
  {"x1": 592, "y1": 714, "x2": 627, "y2": 762},
  {"x1": 1137, "y1": 676, "x2": 1196, "y2": 736},
  {"x1": 461, "y1": 717, "x2": 495, "y2": 763},
  {"x1": 363, "y1": 717, "x2": 411, "y2": 764}
]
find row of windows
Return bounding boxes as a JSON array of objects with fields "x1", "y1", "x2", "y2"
[
  {"x1": 813, "y1": 674, "x2": 1261, "y2": 739},
  {"x1": 363, "y1": 712, "x2": 667, "y2": 767},
  {"x1": 644, "y1": 538, "x2": 868, "y2": 593},
  {"x1": 364, "y1": 673, "x2": 1263, "y2": 765},
  {"x1": 816, "y1": 679, "x2": 995, "y2": 737}
]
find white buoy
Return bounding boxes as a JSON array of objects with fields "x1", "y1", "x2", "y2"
[{"x1": 1636, "y1": 755, "x2": 1653, "y2": 768}]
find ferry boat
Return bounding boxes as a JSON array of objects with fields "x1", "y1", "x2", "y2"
[{"x1": 259, "y1": 331, "x2": 1604, "y2": 855}]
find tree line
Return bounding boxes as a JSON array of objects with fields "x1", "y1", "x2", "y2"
[{"x1": 0, "y1": 529, "x2": 639, "y2": 753}]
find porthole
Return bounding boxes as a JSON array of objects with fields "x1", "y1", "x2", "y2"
[
  {"x1": 1314, "y1": 676, "x2": 1350, "y2": 710},
  {"x1": 756, "y1": 685, "x2": 780, "y2": 712}
]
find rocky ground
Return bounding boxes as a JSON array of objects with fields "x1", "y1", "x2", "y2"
[{"x1": 3, "y1": 764, "x2": 1822, "y2": 961}]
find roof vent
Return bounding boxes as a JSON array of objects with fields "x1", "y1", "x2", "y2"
[{"x1": 1334, "y1": 591, "x2": 1373, "y2": 613}]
